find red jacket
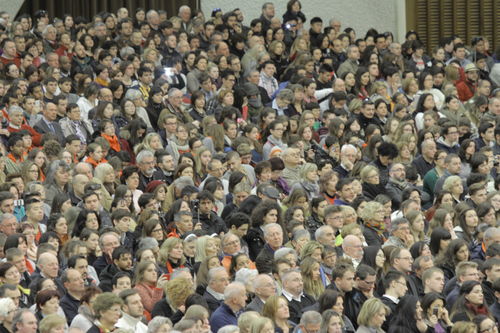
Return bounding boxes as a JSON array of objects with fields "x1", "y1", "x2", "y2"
[
  {"x1": 456, "y1": 79, "x2": 477, "y2": 102},
  {"x1": 8, "y1": 124, "x2": 42, "y2": 146}
]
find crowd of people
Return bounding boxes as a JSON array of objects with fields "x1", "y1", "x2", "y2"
[{"x1": 0, "y1": 1, "x2": 497, "y2": 333}]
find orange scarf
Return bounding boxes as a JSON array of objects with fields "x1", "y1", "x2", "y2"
[
  {"x1": 101, "y1": 133, "x2": 121, "y2": 152},
  {"x1": 7, "y1": 153, "x2": 23, "y2": 163},
  {"x1": 86, "y1": 156, "x2": 108, "y2": 168}
]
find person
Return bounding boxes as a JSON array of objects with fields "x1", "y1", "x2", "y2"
[
  {"x1": 355, "y1": 298, "x2": 389, "y2": 333},
  {"x1": 280, "y1": 268, "x2": 316, "y2": 324},
  {"x1": 87, "y1": 292, "x2": 123, "y2": 333},
  {"x1": 246, "y1": 274, "x2": 276, "y2": 313},
  {"x1": 115, "y1": 289, "x2": 148, "y2": 333},
  {"x1": 210, "y1": 281, "x2": 247, "y2": 333},
  {"x1": 450, "y1": 280, "x2": 491, "y2": 322},
  {"x1": 12, "y1": 309, "x2": 38, "y2": 333}
]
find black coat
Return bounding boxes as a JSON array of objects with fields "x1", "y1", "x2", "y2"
[
  {"x1": 203, "y1": 290, "x2": 224, "y2": 314},
  {"x1": 286, "y1": 293, "x2": 316, "y2": 324},
  {"x1": 255, "y1": 244, "x2": 275, "y2": 274},
  {"x1": 245, "y1": 227, "x2": 265, "y2": 261}
]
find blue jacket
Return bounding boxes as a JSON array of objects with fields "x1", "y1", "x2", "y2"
[{"x1": 210, "y1": 303, "x2": 238, "y2": 333}]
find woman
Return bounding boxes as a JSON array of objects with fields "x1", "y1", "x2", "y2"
[
  {"x1": 361, "y1": 246, "x2": 385, "y2": 279},
  {"x1": 355, "y1": 298, "x2": 389, "y2": 333},
  {"x1": 263, "y1": 120, "x2": 288, "y2": 161},
  {"x1": 34, "y1": 289, "x2": 62, "y2": 322},
  {"x1": 46, "y1": 214, "x2": 69, "y2": 246},
  {"x1": 0, "y1": 262, "x2": 29, "y2": 306},
  {"x1": 429, "y1": 227, "x2": 452, "y2": 258},
  {"x1": 360, "y1": 165, "x2": 386, "y2": 200},
  {"x1": 473, "y1": 316, "x2": 498, "y2": 333},
  {"x1": 442, "y1": 176, "x2": 464, "y2": 205},
  {"x1": 360, "y1": 201, "x2": 387, "y2": 248},
  {"x1": 39, "y1": 314, "x2": 66, "y2": 333},
  {"x1": 300, "y1": 257, "x2": 325, "y2": 300},
  {"x1": 407, "y1": 211, "x2": 427, "y2": 243},
  {"x1": 454, "y1": 208, "x2": 479, "y2": 245},
  {"x1": 134, "y1": 261, "x2": 163, "y2": 315},
  {"x1": 320, "y1": 310, "x2": 343, "y2": 333},
  {"x1": 291, "y1": 163, "x2": 319, "y2": 200},
  {"x1": 318, "y1": 290, "x2": 355, "y2": 333},
  {"x1": 428, "y1": 208, "x2": 457, "y2": 239},
  {"x1": 320, "y1": 170, "x2": 339, "y2": 205},
  {"x1": 414, "y1": 93, "x2": 438, "y2": 131},
  {"x1": 166, "y1": 124, "x2": 191, "y2": 167},
  {"x1": 262, "y1": 295, "x2": 295, "y2": 333},
  {"x1": 0, "y1": 297, "x2": 16, "y2": 333},
  {"x1": 120, "y1": 166, "x2": 143, "y2": 212},
  {"x1": 387, "y1": 295, "x2": 431, "y2": 333},
  {"x1": 451, "y1": 281, "x2": 490, "y2": 322},
  {"x1": 420, "y1": 292, "x2": 453, "y2": 333},
  {"x1": 435, "y1": 239, "x2": 470, "y2": 281},
  {"x1": 71, "y1": 209, "x2": 101, "y2": 238},
  {"x1": 44, "y1": 160, "x2": 71, "y2": 207},
  {"x1": 88, "y1": 292, "x2": 123, "y2": 333},
  {"x1": 159, "y1": 237, "x2": 185, "y2": 280},
  {"x1": 70, "y1": 286, "x2": 102, "y2": 332},
  {"x1": 245, "y1": 200, "x2": 283, "y2": 261},
  {"x1": 414, "y1": 71, "x2": 445, "y2": 110},
  {"x1": 354, "y1": 67, "x2": 371, "y2": 100}
]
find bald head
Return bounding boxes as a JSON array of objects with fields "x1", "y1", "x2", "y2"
[{"x1": 38, "y1": 252, "x2": 59, "y2": 278}]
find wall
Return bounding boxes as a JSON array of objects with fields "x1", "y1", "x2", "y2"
[{"x1": 201, "y1": 0, "x2": 406, "y2": 42}]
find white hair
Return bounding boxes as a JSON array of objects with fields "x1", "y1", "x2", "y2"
[{"x1": 224, "y1": 281, "x2": 246, "y2": 300}]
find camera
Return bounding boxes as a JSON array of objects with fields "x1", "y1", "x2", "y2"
[
  {"x1": 164, "y1": 67, "x2": 174, "y2": 76},
  {"x1": 190, "y1": 199, "x2": 199, "y2": 210}
]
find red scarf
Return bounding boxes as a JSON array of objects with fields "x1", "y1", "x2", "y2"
[
  {"x1": 466, "y1": 302, "x2": 489, "y2": 316},
  {"x1": 101, "y1": 133, "x2": 121, "y2": 152}
]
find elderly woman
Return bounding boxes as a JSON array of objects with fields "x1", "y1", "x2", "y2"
[
  {"x1": 442, "y1": 175, "x2": 463, "y2": 205},
  {"x1": 39, "y1": 314, "x2": 66, "y2": 333},
  {"x1": 355, "y1": 298, "x2": 390, "y2": 333},
  {"x1": 93, "y1": 163, "x2": 115, "y2": 210},
  {"x1": 360, "y1": 165, "x2": 386, "y2": 200},
  {"x1": 88, "y1": 292, "x2": 123, "y2": 332},
  {"x1": 147, "y1": 316, "x2": 173, "y2": 333},
  {"x1": 360, "y1": 201, "x2": 387, "y2": 248},
  {"x1": 0, "y1": 297, "x2": 16, "y2": 333},
  {"x1": 291, "y1": 163, "x2": 320, "y2": 200},
  {"x1": 44, "y1": 160, "x2": 71, "y2": 206}
]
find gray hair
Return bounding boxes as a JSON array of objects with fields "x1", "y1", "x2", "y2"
[
  {"x1": 315, "y1": 225, "x2": 333, "y2": 241},
  {"x1": 146, "y1": 10, "x2": 159, "y2": 20},
  {"x1": 234, "y1": 268, "x2": 258, "y2": 285},
  {"x1": 138, "y1": 237, "x2": 159, "y2": 251},
  {"x1": 263, "y1": 223, "x2": 282, "y2": 237},
  {"x1": 208, "y1": 266, "x2": 226, "y2": 284},
  {"x1": 136, "y1": 149, "x2": 154, "y2": 164},
  {"x1": 390, "y1": 217, "x2": 409, "y2": 233},
  {"x1": 8, "y1": 105, "x2": 23, "y2": 117},
  {"x1": 341, "y1": 144, "x2": 357, "y2": 155},
  {"x1": 277, "y1": 88, "x2": 294, "y2": 102},
  {"x1": 12, "y1": 309, "x2": 33, "y2": 332},
  {"x1": 147, "y1": 316, "x2": 173, "y2": 333},
  {"x1": 171, "y1": 267, "x2": 192, "y2": 280},
  {"x1": 300, "y1": 311, "x2": 322, "y2": 326},
  {"x1": 173, "y1": 176, "x2": 194, "y2": 190},
  {"x1": 484, "y1": 227, "x2": 500, "y2": 241},
  {"x1": 274, "y1": 247, "x2": 297, "y2": 261},
  {"x1": 292, "y1": 229, "x2": 310, "y2": 241},
  {"x1": 124, "y1": 89, "x2": 142, "y2": 100},
  {"x1": 168, "y1": 88, "x2": 182, "y2": 98},
  {"x1": 0, "y1": 297, "x2": 14, "y2": 317},
  {"x1": 218, "y1": 325, "x2": 240, "y2": 333},
  {"x1": 42, "y1": 24, "x2": 55, "y2": 36},
  {"x1": 0, "y1": 213, "x2": 16, "y2": 225},
  {"x1": 178, "y1": 5, "x2": 191, "y2": 14},
  {"x1": 45, "y1": 160, "x2": 70, "y2": 187},
  {"x1": 224, "y1": 281, "x2": 246, "y2": 300},
  {"x1": 94, "y1": 163, "x2": 114, "y2": 182}
]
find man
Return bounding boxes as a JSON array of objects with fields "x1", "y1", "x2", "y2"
[
  {"x1": 199, "y1": 158, "x2": 229, "y2": 193},
  {"x1": 99, "y1": 246, "x2": 133, "y2": 292},
  {"x1": 412, "y1": 140, "x2": 437, "y2": 178},
  {"x1": 203, "y1": 267, "x2": 229, "y2": 313},
  {"x1": 385, "y1": 163, "x2": 410, "y2": 210},
  {"x1": 167, "y1": 211, "x2": 193, "y2": 239},
  {"x1": 297, "y1": 311, "x2": 322, "y2": 333},
  {"x1": 0, "y1": 39, "x2": 21, "y2": 67},
  {"x1": 337, "y1": 45, "x2": 360, "y2": 78},
  {"x1": 0, "y1": 284, "x2": 22, "y2": 307},
  {"x1": 465, "y1": 183, "x2": 487, "y2": 209},
  {"x1": 383, "y1": 218, "x2": 413, "y2": 249},
  {"x1": 471, "y1": 227, "x2": 500, "y2": 261},
  {"x1": 446, "y1": 42, "x2": 471, "y2": 67},
  {"x1": 220, "y1": 232, "x2": 250, "y2": 273},
  {"x1": 445, "y1": 261, "x2": 480, "y2": 310},
  {"x1": 329, "y1": 263, "x2": 355, "y2": 294},
  {"x1": 344, "y1": 264, "x2": 376, "y2": 329},
  {"x1": 30, "y1": 252, "x2": 63, "y2": 293},
  {"x1": 93, "y1": 232, "x2": 121, "y2": 275},
  {"x1": 333, "y1": 144, "x2": 357, "y2": 178},
  {"x1": 475, "y1": 122, "x2": 495, "y2": 150},
  {"x1": 246, "y1": 274, "x2": 276, "y2": 312},
  {"x1": 0, "y1": 192, "x2": 15, "y2": 216},
  {"x1": 111, "y1": 209, "x2": 135, "y2": 250},
  {"x1": 342, "y1": 235, "x2": 364, "y2": 269},
  {"x1": 5, "y1": 248, "x2": 31, "y2": 288},
  {"x1": 7, "y1": 106, "x2": 42, "y2": 146},
  {"x1": 436, "y1": 122, "x2": 460, "y2": 154},
  {"x1": 333, "y1": 178, "x2": 357, "y2": 205},
  {"x1": 281, "y1": 147, "x2": 303, "y2": 188},
  {"x1": 60, "y1": 269, "x2": 85, "y2": 324},
  {"x1": 24, "y1": 199, "x2": 47, "y2": 239},
  {"x1": 210, "y1": 282, "x2": 247, "y2": 333},
  {"x1": 256, "y1": 223, "x2": 284, "y2": 274},
  {"x1": 193, "y1": 191, "x2": 227, "y2": 235},
  {"x1": 380, "y1": 271, "x2": 408, "y2": 331},
  {"x1": 33, "y1": 102, "x2": 65, "y2": 143},
  {"x1": 163, "y1": 88, "x2": 192, "y2": 124},
  {"x1": 136, "y1": 150, "x2": 163, "y2": 191},
  {"x1": 178, "y1": 5, "x2": 192, "y2": 34},
  {"x1": 0, "y1": 213, "x2": 17, "y2": 236},
  {"x1": 315, "y1": 225, "x2": 336, "y2": 247},
  {"x1": 146, "y1": 10, "x2": 160, "y2": 30},
  {"x1": 409, "y1": 256, "x2": 435, "y2": 296},
  {"x1": 481, "y1": 258, "x2": 500, "y2": 306},
  {"x1": 116, "y1": 289, "x2": 147, "y2": 333},
  {"x1": 456, "y1": 63, "x2": 479, "y2": 101},
  {"x1": 281, "y1": 268, "x2": 316, "y2": 324},
  {"x1": 153, "y1": 151, "x2": 175, "y2": 185},
  {"x1": 434, "y1": 153, "x2": 462, "y2": 194},
  {"x1": 259, "y1": 2, "x2": 275, "y2": 31},
  {"x1": 69, "y1": 174, "x2": 89, "y2": 205},
  {"x1": 12, "y1": 309, "x2": 37, "y2": 333},
  {"x1": 422, "y1": 267, "x2": 445, "y2": 295},
  {"x1": 370, "y1": 142, "x2": 399, "y2": 186}
]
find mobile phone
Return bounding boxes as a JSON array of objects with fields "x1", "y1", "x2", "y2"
[
  {"x1": 164, "y1": 67, "x2": 174, "y2": 76},
  {"x1": 432, "y1": 307, "x2": 439, "y2": 316}
]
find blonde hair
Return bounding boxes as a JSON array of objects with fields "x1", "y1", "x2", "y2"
[
  {"x1": 360, "y1": 165, "x2": 379, "y2": 182},
  {"x1": 300, "y1": 241, "x2": 323, "y2": 259},
  {"x1": 300, "y1": 257, "x2": 324, "y2": 299},
  {"x1": 443, "y1": 175, "x2": 462, "y2": 193},
  {"x1": 357, "y1": 298, "x2": 390, "y2": 327},
  {"x1": 39, "y1": 314, "x2": 66, "y2": 333},
  {"x1": 250, "y1": 317, "x2": 273, "y2": 333},
  {"x1": 165, "y1": 277, "x2": 194, "y2": 309},
  {"x1": 407, "y1": 210, "x2": 425, "y2": 242},
  {"x1": 238, "y1": 311, "x2": 261, "y2": 333},
  {"x1": 159, "y1": 237, "x2": 186, "y2": 266}
]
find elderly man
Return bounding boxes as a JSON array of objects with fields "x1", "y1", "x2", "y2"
[
  {"x1": 337, "y1": 45, "x2": 360, "y2": 78},
  {"x1": 60, "y1": 269, "x2": 85, "y2": 324},
  {"x1": 6, "y1": 106, "x2": 42, "y2": 146},
  {"x1": 146, "y1": 10, "x2": 160, "y2": 30},
  {"x1": 204, "y1": 267, "x2": 230, "y2": 314},
  {"x1": 93, "y1": 231, "x2": 121, "y2": 275},
  {"x1": 281, "y1": 147, "x2": 303, "y2": 188},
  {"x1": 33, "y1": 102, "x2": 65, "y2": 143},
  {"x1": 315, "y1": 225, "x2": 336, "y2": 247},
  {"x1": 0, "y1": 213, "x2": 17, "y2": 236},
  {"x1": 256, "y1": 223, "x2": 284, "y2": 274},
  {"x1": 412, "y1": 140, "x2": 437, "y2": 178},
  {"x1": 342, "y1": 235, "x2": 364, "y2": 269},
  {"x1": 136, "y1": 150, "x2": 164, "y2": 191},
  {"x1": 163, "y1": 88, "x2": 193, "y2": 124},
  {"x1": 246, "y1": 274, "x2": 276, "y2": 312},
  {"x1": 178, "y1": 5, "x2": 192, "y2": 33},
  {"x1": 12, "y1": 309, "x2": 37, "y2": 333},
  {"x1": 210, "y1": 282, "x2": 247, "y2": 333},
  {"x1": 281, "y1": 268, "x2": 316, "y2": 324},
  {"x1": 199, "y1": 158, "x2": 229, "y2": 192},
  {"x1": 69, "y1": 174, "x2": 89, "y2": 205},
  {"x1": 30, "y1": 252, "x2": 65, "y2": 294},
  {"x1": 385, "y1": 163, "x2": 410, "y2": 210},
  {"x1": 221, "y1": 232, "x2": 252, "y2": 273},
  {"x1": 333, "y1": 144, "x2": 357, "y2": 178},
  {"x1": 472, "y1": 227, "x2": 500, "y2": 260},
  {"x1": 383, "y1": 218, "x2": 413, "y2": 249}
]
